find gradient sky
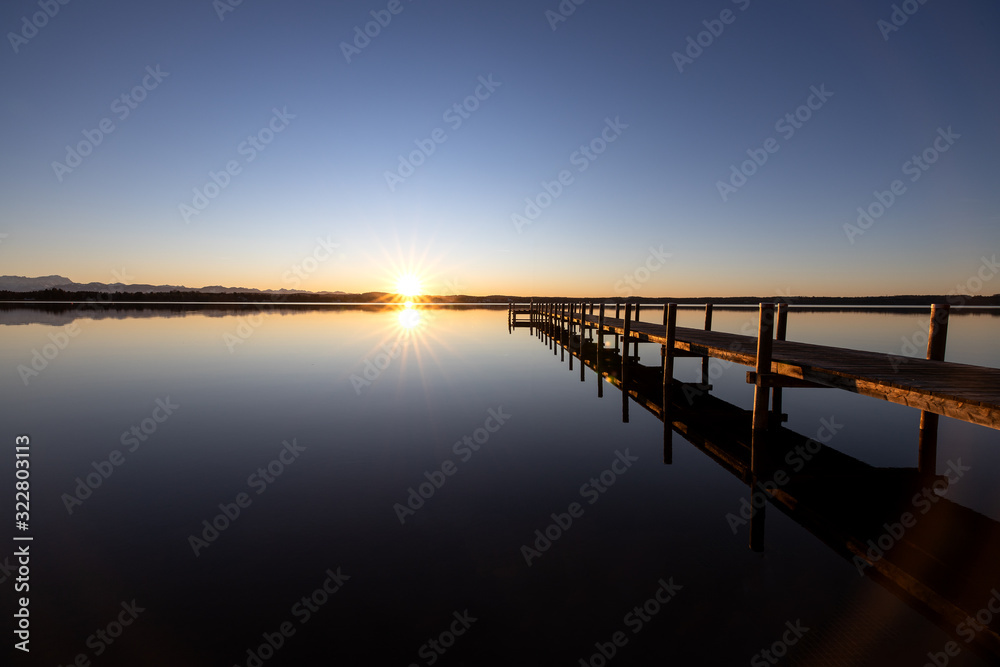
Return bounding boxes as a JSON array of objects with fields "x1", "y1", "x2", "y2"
[{"x1": 1, "y1": 0, "x2": 998, "y2": 297}]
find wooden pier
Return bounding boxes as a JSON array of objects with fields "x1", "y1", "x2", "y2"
[
  {"x1": 511, "y1": 301, "x2": 1000, "y2": 661},
  {"x1": 510, "y1": 301, "x2": 1000, "y2": 433}
]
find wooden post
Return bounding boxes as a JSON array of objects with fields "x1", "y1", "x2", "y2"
[
  {"x1": 663, "y1": 303, "x2": 677, "y2": 464},
  {"x1": 622, "y1": 302, "x2": 631, "y2": 423},
  {"x1": 701, "y1": 303, "x2": 713, "y2": 387},
  {"x1": 919, "y1": 304, "x2": 950, "y2": 476},
  {"x1": 614, "y1": 303, "x2": 621, "y2": 351},
  {"x1": 660, "y1": 304, "x2": 668, "y2": 361},
  {"x1": 560, "y1": 302, "x2": 566, "y2": 362},
  {"x1": 579, "y1": 302, "x2": 585, "y2": 382},
  {"x1": 748, "y1": 303, "x2": 774, "y2": 553},
  {"x1": 750, "y1": 303, "x2": 775, "y2": 472},
  {"x1": 633, "y1": 301, "x2": 640, "y2": 359},
  {"x1": 772, "y1": 304, "x2": 788, "y2": 423},
  {"x1": 545, "y1": 301, "x2": 555, "y2": 350},
  {"x1": 597, "y1": 303, "x2": 605, "y2": 398},
  {"x1": 568, "y1": 302, "x2": 574, "y2": 372}
]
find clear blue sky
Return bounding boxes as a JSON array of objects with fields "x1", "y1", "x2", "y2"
[{"x1": 1, "y1": 0, "x2": 998, "y2": 297}]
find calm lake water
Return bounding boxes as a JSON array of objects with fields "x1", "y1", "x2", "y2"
[{"x1": 3, "y1": 303, "x2": 1000, "y2": 666}]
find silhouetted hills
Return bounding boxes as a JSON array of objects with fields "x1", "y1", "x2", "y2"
[{"x1": 1, "y1": 276, "x2": 997, "y2": 305}]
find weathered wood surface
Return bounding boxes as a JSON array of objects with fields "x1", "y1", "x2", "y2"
[{"x1": 556, "y1": 311, "x2": 1000, "y2": 430}]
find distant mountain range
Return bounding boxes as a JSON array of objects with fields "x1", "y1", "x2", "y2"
[
  {"x1": 0, "y1": 275, "x2": 345, "y2": 295},
  {"x1": 2, "y1": 275, "x2": 999, "y2": 306}
]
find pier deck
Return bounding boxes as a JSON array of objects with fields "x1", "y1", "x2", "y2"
[{"x1": 554, "y1": 307, "x2": 1000, "y2": 430}]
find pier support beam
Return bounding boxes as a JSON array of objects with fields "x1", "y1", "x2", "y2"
[{"x1": 919, "y1": 304, "x2": 950, "y2": 478}]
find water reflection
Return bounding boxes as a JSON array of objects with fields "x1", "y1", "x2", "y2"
[
  {"x1": 526, "y1": 311, "x2": 1000, "y2": 662},
  {"x1": 2, "y1": 303, "x2": 999, "y2": 665}
]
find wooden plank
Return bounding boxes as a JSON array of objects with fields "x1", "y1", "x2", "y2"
[{"x1": 583, "y1": 314, "x2": 1000, "y2": 430}]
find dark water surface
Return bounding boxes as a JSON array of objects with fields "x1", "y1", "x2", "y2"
[{"x1": 2, "y1": 304, "x2": 1000, "y2": 665}]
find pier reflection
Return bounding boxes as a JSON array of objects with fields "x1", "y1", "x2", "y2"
[{"x1": 519, "y1": 313, "x2": 1000, "y2": 663}]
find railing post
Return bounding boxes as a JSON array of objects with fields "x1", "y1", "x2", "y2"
[
  {"x1": 663, "y1": 303, "x2": 677, "y2": 464},
  {"x1": 568, "y1": 302, "x2": 575, "y2": 372},
  {"x1": 772, "y1": 303, "x2": 788, "y2": 423},
  {"x1": 614, "y1": 302, "x2": 621, "y2": 352},
  {"x1": 751, "y1": 303, "x2": 776, "y2": 465},
  {"x1": 701, "y1": 303, "x2": 713, "y2": 388},
  {"x1": 919, "y1": 303, "x2": 950, "y2": 477},
  {"x1": 622, "y1": 301, "x2": 632, "y2": 423},
  {"x1": 660, "y1": 304, "x2": 668, "y2": 361},
  {"x1": 597, "y1": 303, "x2": 605, "y2": 398},
  {"x1": 560, "y1": 302, "x2": 566, "y2": 362},
  {"x1": 749, "y1": 303, "x2": 775, "y2": 552},
  {"x1": 633, "y1": 301, "x2": 641, "y2": 359}
]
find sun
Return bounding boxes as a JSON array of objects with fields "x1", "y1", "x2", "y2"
[{"x1": 395, "y1": 273, "x2": 423, "y2": 298}]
